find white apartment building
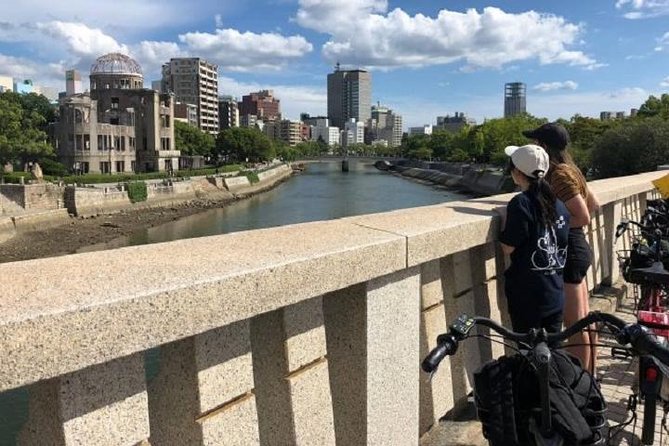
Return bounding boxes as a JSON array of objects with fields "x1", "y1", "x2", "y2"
[
  {"x1": 161, "y1": 58, "x2": 219, "y2": 134},
  {"x1": 342, "y1": 118, "x2": 365, "y2": 146},
  {"x1": 312, "y1": 121, "x2": 340, "y2": 146}
]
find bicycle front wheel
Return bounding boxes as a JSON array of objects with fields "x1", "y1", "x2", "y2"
[{"x1": 641, "y1": 391, "x2": 657, "y2": 445}]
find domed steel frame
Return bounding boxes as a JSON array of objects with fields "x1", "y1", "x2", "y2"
[{"x1": 90, "y1": 53, "x2": 143, "y2": 76}]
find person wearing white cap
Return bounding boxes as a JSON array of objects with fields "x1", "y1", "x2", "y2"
[{"x1": 498, "y1": 144, "x2": 571, "y2": 335}]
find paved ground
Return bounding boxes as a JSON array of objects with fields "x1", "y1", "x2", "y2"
[{"x1": 423, "y1": 286, "x2": 669, "y2": 446}]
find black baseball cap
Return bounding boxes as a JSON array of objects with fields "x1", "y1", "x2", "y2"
[{"x1": 522, "y1": 123, "x2": 570, "y2": 149}]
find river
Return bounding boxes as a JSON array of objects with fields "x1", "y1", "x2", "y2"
[
  {"x1": 79, "y1": 159, "x2": 463, "y2": 251},
  {"x1": 1, "y1": 160, "x2": 464, "y2": 444}
]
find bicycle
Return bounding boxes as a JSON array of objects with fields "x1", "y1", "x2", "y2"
[
  {"x1": 616, "y1": 216, "x2": 669, "y2": 444},
  {"x1": 422, "y1": 311, "x2": 669, "y2": 445}
]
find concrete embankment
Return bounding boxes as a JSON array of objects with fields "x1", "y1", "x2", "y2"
[
  {"x1": 0, "y1": 164, "x2": 294, "y2": 241},
  {"x1": 66, "y1": 164, "x2": 293, "y2": 217},
  {"x1": 389, "y1": 161, "x2": 513, "y2": 196}
]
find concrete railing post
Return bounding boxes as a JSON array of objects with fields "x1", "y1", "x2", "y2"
[
  {"x1": 443, "y1": 252, "x2": 481, "y2": 407},
  {"x1": 250, "y1": 296, "x2": 335, "y2": 445},
  {"x1": 323, "y1": 267, "x2": 421, "y2": 445},
  {"x1": 602, "y1": 200, "x2": 623, "y2": 287},
  {"x1": 18, "y1": 353, "x2": 150, "y2": 446},
  {"x1": 147, "y1": 320, "x2": 259, "y2": 445},
  {"x1": 419, "y1": 259, "x2": 453, "y2": 435}
]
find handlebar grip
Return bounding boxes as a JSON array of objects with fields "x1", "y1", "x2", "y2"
[
  {"x1": 422, "y1": 334, "x2": 457, "y2": 373},
  {"x1": 627, "y1": 324, "x2": 669, "y2": 366}
]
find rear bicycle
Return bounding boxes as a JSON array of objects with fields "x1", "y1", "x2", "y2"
[{"x1": 617, "y1": 218, "x2": 669, "y2": 444}]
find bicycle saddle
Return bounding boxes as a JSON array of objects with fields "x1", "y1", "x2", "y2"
[{"x1": 630, "y1": 262, "x2": 669, "y2": 286}]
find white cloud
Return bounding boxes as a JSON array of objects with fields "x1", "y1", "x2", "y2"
[
  {"x1": 295, "y1": 2, "x2": 598, "y2": 70},
  {"x1": 0, "y1": 54, "x2": 38, "y2": 79},
  {"x1": 133, "y1": 41, "x2": 183, "y2": 68},
  {"x1": 179, "y1": 28, "x2": 313, "y2": 71},
  {"x1": 218, "y1": 76, "x2": 326, "y2": 119},
  {"x1": 533, "y1": 81, "x2": 579, "y2": 92},
  {"x1": 661, "y1": 76, "x2": 669, "y2": 87},
  {"x1": 616, "y1": 0, "x2": 669, "y2": 19},
  {"x1": 35, "y1": 21, "x2": 128, "y2": 57}
]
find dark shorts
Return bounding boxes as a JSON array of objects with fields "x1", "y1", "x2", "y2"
[
  {"x1": 509, "y1": 308, "x2": 563, "y2": 335},
  {"x1": 564, "y1": 228, "x2": 592, "y2": 284}
]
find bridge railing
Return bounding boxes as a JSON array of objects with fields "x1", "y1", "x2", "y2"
[{"x1": 0, "y1": 171, "x2": 663, "y2": 445}]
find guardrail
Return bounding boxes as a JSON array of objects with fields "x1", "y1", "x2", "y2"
[{"x1": 0, "y1": 171, "x2": 663, "y2": 445}]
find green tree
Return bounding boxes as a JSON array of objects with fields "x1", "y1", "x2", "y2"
[
  {"x1": 591, "y1": 117, "x2": 669, "y2": 178},
  {"x1": 638, "y1": 94, "x2": 669, "y2": 119},
  {"x1": 474, "y1": 114, "x2": 545, "y2": 164},
  {"x1": 175, "y1": 121, "x2": 215, "y2": 156},
  {"x1": 215, "y1": 127, "x2": 275, "y2": 163},
  {"x1": 428, "y1": 130, "x2": 453, "y2": 160},
  {"x1": 0, "y1": 94, "x2": 53, "y2": 166}
]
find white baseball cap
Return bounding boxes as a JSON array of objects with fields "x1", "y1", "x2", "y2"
[{"x1": 504, "y1": 144, "x2": 550, "y2": 179}]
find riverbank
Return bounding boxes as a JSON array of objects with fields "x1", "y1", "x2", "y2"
[
  {"x1": 380, "y1": 160, "x2": 514, "y2": 196},
  {"x1": 0, "y1": 167, "x2": 294, "y2": 264}
]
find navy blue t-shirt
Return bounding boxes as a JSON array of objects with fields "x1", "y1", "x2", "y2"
[{"x1": 499, "y1": 191, "x2": 570, "y2": 320}]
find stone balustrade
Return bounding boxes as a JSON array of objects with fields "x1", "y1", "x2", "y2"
[{"x1": 0, "y1": 171, "x2": 664, "y2": 445}]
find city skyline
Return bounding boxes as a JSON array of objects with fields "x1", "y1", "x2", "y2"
[{"x1": 1, "y1": 1, "x2": 669, "y2": 127}]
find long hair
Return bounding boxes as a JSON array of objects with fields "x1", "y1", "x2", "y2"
[
  {"x1": 541, "y1": 141, "x2": 577, "y2": 169},
  {"x1": 510, "y1": 160, "x2": 558, "y2": 227}
]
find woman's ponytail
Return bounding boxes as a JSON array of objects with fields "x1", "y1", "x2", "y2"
[{"x1": 528, "y1": 171, "x2": 558, "y2": 228}]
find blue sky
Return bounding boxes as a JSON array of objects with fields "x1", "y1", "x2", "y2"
[{"x1": 1, "y1": 0, "x2": 669, "y2": 127}]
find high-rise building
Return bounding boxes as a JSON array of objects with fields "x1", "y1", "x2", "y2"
[
  {"x1": 174, "y1": 102, "x2": 199, "y2": 127},
  {"x1": 436, "y1": 112, "x2": 476, "y2": 133},
  {"x1": 264, "y1": 119, "x2": 303, "y2": 146},
  {"x1": 161, "y1": 58, "x2": 219, "y2": 134},
  {"x1": 369, "y1": 104, "x2": 402, "y2": 147},
  {"x1": 218, "y1": 95, "x2": 239, "y2": 129},
  {"x1": 342, "y1": 119, "x2": 365, "y2": 147},
  {"x1": 66, "y1": 69, "x2": 82, "y2": 97},
  {"x1": 311, "y1": 118, "x2": 340, "y2": 147},
  {"x1": 327, "y1": 65, "x2": 371, "y2": 129},
  {"x1": 504, "y1": 82, "x2": 526, "y2": 118},
  {"x1": 239, "y1": 90, "x2": 280, "y2": 122},
  {"x1": 52, "y1": 53, "x2": 179, "y2": 174}
]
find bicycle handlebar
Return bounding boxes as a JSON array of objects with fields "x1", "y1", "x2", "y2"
[{"x1": 422, "y1": 311, "x2": 668, "y2": 373}]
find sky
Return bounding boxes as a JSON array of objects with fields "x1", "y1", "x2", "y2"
[{"x1": 1, "y1": 0, "x2": 669, "y2": 128}]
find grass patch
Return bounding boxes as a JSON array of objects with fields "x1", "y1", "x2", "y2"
[{"x1": 239, "y1": 170, "x2": 260, "y2": 184}]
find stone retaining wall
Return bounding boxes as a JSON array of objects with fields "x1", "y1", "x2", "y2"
[
  {"x1": 0, "y1": 184, "x2": 64, "y2": 210},
  {"x1": 66, "y1": 164, "x2": 292, "y2": 217}
]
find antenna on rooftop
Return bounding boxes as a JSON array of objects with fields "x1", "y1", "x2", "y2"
[{"x1": 335, "y1": 62, "x2": 340, "y2": 72}]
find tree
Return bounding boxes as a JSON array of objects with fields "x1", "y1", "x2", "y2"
[
  {"x1": 0, "y1": 94, "x2": 53, "y2": 166},
  {"x1": 591, "y1": 117, "x2": 669, "y2": 178},
  {"x1": 175, "y1": 121, "x2": 215, "y2": 156},
  {"x1": 638, "y1": 94, "x2": 669, "y2": 119},
  {"x1": 215, "y1": 127, "x2": 275, "y2": 163}
]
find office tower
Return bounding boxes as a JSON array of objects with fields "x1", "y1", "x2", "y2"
[
  {"x1": 161, "y1": 58, "x2": 219, "y2": 134},
  {"x1": 327, "y1": 64, "x2": 371, "y2": 129},
  {"x1": 239, "y1": 90, "x2": 280, "y2": 122},
  {"x1": 66, "y1": 70, "x2": 82, "y2": 97},
  {"x1": 504, "y1": 82, "x2": 526, "y2": 118},
  {"x1": 218, "y1": 95, "x2": 239, "y2": 130}
]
